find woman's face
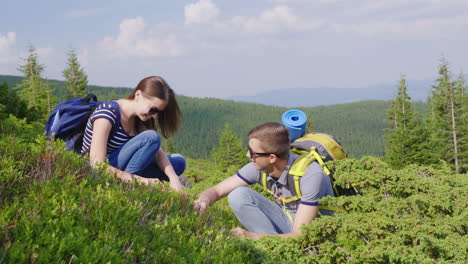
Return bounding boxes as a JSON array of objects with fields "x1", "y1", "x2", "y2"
[{"x1": 135, "y1": 90, "x2": 168, "y2": 121}]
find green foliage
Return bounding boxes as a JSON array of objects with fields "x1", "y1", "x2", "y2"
[
  {"x1": 253, "y1": 158, "x2": 467, "y2": 263},
  {"x1": 0, "y1": 82, "x2": 30, "y2": 120},
  {"x1": 0, "y1": 112, "x2": 466, "y2": 263},
  {"x1": 384, "y1": 76, "x2": 429, "y2": 168},
  {"x1": 0, "y1": 116, "x2": 44, "y2": 141},
  {"x1": 211, "y1": 124, "x2": 248, "y2": 172},
  {"x1": 426, "y1": 58, "x2": 467, "y2": 173},
  {"x1": 15, "y1": 46, "x2": 57, "y2": 120},
  {"x1": 63, "y1": 49, "x2": 88, "y2": 99},
  {"x1": 161, "y1": 137, "x2": 177, "y2": 154},
  {"x1": 0, "y1": 136, "x2": 270, "y2": 263}
]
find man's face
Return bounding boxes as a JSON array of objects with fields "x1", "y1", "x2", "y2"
[{"x1": 247, "y1": 138, "x2": 274, "y2": 170}]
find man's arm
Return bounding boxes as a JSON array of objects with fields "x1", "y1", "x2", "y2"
[
  {"x1": 231, "y1": 204, "x2": 319, "y2": 239},
  {"x1": 194, "y1": 174, "x2": 248, "y2": 214}
]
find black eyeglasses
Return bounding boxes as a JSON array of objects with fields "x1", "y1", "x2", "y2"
[
  {"x1": 148, "y1": 106, "x2": 162, "y2": 115},
  {"x1": 248, "y1": 146, "x2": 274, "y2": 159}
]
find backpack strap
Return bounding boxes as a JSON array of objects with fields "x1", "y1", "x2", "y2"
[
  {"x1": 82, "y1": 93, "x2": 98, "y2": 105},
  {"x1": 261, "y1": 171, "x2": 295, "y2": 222},
  {"x1": 260, "y1": 152, "x2": 316, "y2": 223}
]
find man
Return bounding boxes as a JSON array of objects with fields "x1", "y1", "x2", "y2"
[{"x1": 193, "y1": 122, "x2": 335, "y2": 239}]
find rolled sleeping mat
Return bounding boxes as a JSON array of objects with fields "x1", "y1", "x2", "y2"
[{"x1": 281, "y1": 109, "x2": 307, "y2": 141}]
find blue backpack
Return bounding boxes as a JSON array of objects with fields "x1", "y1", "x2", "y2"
[{"x1": 45, "y1": 94, "x2": 102, "y2": 153}]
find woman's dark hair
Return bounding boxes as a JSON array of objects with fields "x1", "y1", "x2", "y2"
[{"x1": 127, "y1": 76, "x2": 182, "y2": 138}]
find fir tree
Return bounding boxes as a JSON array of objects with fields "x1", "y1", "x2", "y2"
[
  {"x1": 211, "y1": 124, "x2": 248, "y2": 172},
  {"x1": 16, "y1": 45, "x2": 44, "y2": 108},
  {"x1": 15, "y1": 45, "x2": 56, "y2": 119},
  {"x1": 452, "y1": 73, "x2": 468, "y2": 173},
  {"x1": 63, "y1": 49, "x2": 88, "y2": 98},
  {"x1": 428, "y1": 58, "x2": 466, "y2": 173},
  {"x1": 384, "y1": 75, "x2": 426, "y2": 168}
]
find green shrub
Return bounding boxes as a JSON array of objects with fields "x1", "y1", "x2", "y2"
[
  {"x1": 254, "y1": 157, "x2": 467, "y2": 263},
  {"x1": 0, "y1": 137, "x2": 269, "y2": 263},
  {"x1": 0, "y1": 134, "x2": 466, "y2": 263}
]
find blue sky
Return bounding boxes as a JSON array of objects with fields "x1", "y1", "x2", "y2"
[{"x1": 1, "y1": 0, "x2": 467, "y2": 98}]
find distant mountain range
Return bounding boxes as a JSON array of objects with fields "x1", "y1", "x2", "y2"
[{"x1": 228, "y1": 79, "x2": 435, "y2": 107}]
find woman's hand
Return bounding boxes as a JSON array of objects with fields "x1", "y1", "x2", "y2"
[
  {"x1": 138, "y1": 177, "x2": 161, "y2": 186},
  {"x1": 169, "y1": 180, "x2": 186, "y2": 195}
]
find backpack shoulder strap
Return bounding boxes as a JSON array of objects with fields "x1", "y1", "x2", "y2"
[
  {"x1": 261, "y1": 171, "x2": 274, "y2": 196},
  {"x1": 288, "y1": 151, "x2": 317, "y2": 198},
  {"x1": 289, "y1": 151, "x2": 347, "y2": 213}
]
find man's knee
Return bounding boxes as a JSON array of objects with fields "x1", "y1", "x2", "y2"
[{"x1": 228, "y1": 186, "x2": 255, "y2": 209}]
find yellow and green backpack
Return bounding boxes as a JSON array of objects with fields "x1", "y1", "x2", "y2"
[{"x1": 261, "y1": 132, "x2": 361, "y2": 220}]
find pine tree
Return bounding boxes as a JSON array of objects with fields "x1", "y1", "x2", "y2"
[
  {"x1": 63, "y1": 49, "x2": 88, "y2": 98},
  {"x1": 384, "y1": 75, "x2": 426, "y2": 168},
  {"x1": 211, "y1": 124, "x2": 248, "y2": 171},
  {"x1": 16, "y1": 45, "x2": 44, "y2": 109},
  {"x1": 452, "y1": 73, "x2": 468, "y2": 173},
  {"x1": 428, "y1": 58, "x2": 466, "y2": 173},
  {"x1": 15, "y1": 45, "x2": 56, "y2": 119}
]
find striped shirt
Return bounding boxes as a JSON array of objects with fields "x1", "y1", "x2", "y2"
[{"x1": 81, "y1": 100, "x2": 133, "y2": 155}]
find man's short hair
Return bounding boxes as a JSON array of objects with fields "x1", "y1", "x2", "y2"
[{"x1": 248, "y1": 122, "x2": 290, "y2": 159}]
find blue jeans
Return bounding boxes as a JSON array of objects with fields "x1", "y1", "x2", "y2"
[
  {"x1": 228, "y1": 186, "x2": 293, "y2": 234},
  {"x1": 107, "y1": 130, "x2": 186, "y2": 181}
]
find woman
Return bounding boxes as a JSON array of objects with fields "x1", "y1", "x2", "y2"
[{"x1": 81, "y1": 76, "x2": 186, "y2": 193}]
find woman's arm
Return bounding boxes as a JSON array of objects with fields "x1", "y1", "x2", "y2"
[
  {"x1": 154, "y1": 147, "x2": 185, "y2": 194},
  {"x1": 89, "y1": 118, "x2": 159, "y2": 185}
]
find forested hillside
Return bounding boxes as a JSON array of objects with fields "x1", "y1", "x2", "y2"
[{"x1": 0, "y1": 74, "x2": 425, "y2": 159}]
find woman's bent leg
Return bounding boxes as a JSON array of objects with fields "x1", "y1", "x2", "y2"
[
  {"x1": 107, "y1": 130, "x2": 160, "y2": 174},
  {"x1": 137, "y1": 153, "x2": 186, "y2": 180}
]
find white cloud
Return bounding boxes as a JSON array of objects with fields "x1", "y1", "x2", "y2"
[
  {"x1": 230, "y1": 5, "x2": 323, "y2": 34},
  {"x1": 0, "y1": 32, "x2": 17, "y2": 64},
  {"x1": 331, "y1": 0, "x2": 468, "y2": 20},
  {"x1": 99, "y1": 17, "x2": 184, "y2": 57},
  {"x1": 330, "y1": 14, "x2": 468, "y2": 39},
  {"x1": 253, "y1": 1, "x2": 468, "y2": 39},
  {"x1": 184, "y1": 0, "x2": 220, "y2": 24}
]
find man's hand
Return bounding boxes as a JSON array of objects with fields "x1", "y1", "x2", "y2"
[
  {"x1": 193, "y1": 198, "x2": 210, "y2": 214},
  {"x1": 230, "y1": 226, "x2": 263, "y2": 240},
  {"x1": 231, "y1": 227, "x2": 265, "y2": 240},
  {"x1": 230, "y1": 227, "x2": 248, "y2": 237}
]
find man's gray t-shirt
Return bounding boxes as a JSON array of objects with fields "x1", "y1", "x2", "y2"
[{"x1": 236, "y1": 153, "x2": 335, "y2": 219}]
